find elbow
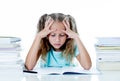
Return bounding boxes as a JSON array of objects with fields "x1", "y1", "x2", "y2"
[
  {"x1": 84, "y1": 64, "x2": 92, "y2": 70},
  {"x1": 25, "y1": 63, "x2": 34, "y2": 70},
  {"x1": 83, "y1": 62, "x2": 92, "y2": 70}
]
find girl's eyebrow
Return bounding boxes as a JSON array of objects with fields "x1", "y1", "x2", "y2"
[
  {"x1": 60, "y1": 33, "x2": 63, "y2": 34},
  {"x1": 50, "y1": 33, "x2": 55, "y2": 35},
  {"x1": 49, "y1": 33, "x2": 55, "y2": 35}
]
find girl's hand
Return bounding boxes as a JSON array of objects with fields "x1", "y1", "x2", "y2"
[
  {"x1": 62, "y1": 17, "x2": 79, "y2": 39},
  {"x1": 38, "y1": 16, "x2": 55, "y2": 38}
]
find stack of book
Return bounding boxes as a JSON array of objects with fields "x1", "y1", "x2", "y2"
[
  {"x1": 95, "y1": 37, "x2": 120, "y2": 70},
  {"x1": 0, "y1": 36, "x2": 23, "y2": 73}
]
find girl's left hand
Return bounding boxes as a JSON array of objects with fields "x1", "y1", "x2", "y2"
[{"x1": 62, "y1": 17, "x2": 79, "y2": 39}]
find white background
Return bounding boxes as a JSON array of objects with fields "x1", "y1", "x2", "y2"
[{"x1": 0, "y1": 0, "x2": 120, "y2": 68}]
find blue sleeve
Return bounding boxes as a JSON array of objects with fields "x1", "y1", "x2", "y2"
[{"x1": 74, "y1": 45, "x2": 80, "y2": 56}]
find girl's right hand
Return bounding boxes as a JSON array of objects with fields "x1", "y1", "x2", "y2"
[{"x1": 37, "y1": 16, "x2": 55, "y2": 38}]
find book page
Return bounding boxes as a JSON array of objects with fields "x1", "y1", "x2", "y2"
[{"x1": 36, "y1": 67, "x2": 100, "y2": 75}]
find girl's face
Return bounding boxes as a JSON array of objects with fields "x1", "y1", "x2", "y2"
[{"x1": 48, "y1": 21, "x2": 67, "y2": 51}]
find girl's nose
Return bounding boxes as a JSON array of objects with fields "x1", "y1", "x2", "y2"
[{"x1": 55, "y1": 36, "x2": 60, "y2": 42}]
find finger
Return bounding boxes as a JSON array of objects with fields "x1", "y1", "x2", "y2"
[
  {"x1": 61, "y1": 29, "x2": 74, "y2": 39},
  {"x1": 63, "y1": 20, "x2": 68, "y2": 30},
  {"x1": 64, "y1": 17, "x2": 70, "y2": 27},
  {"x1": 47, "y1": 18, "x2": 54, "y2": 29},
  {"x1": 45, "y1": 16, "x2": 51, "y2": 25},
  {"x1": 66, "y1": 19, "x2": 70, "y2": 28},
  {"x1": 45, "y1": 16, "x2": 53, "y2": 26},
  {"x1": 61, "y1": 30, "x2": 70, "y2": 38},
  {"x1": 45, "y1": 17, "x2": 54, "y2": 29},
  {"x1": 63, "y1": 18, "x2": 70, "y2": 30},
  {"x1": 48, "y1": 29, "x2": 57, "y2": 35},
  {"x1": 61, "y1": 30, "x2": 69, "y2": 36}
]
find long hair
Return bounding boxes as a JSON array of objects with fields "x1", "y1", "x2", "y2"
[{"x1": 37, "y1": 13, "x2": 78, "y2": 62}]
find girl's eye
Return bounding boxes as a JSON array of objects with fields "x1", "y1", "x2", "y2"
[
  {"x1": 50, "y1": 34, "x2": 55, "y2": 37},
  {"x1": 60, "y1": 34, "x2": 66, "y2": 37}
]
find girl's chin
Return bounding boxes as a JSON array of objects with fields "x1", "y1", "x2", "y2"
[
  {"x1": 52, "y1": 46, "x2": 61, "y2": 51},
  {"x1": 53, "y1": 45, "x2": 61, "y2": 49},
  {"x1": 53, "y1": 47, "x2": 61, "y2": 50}
]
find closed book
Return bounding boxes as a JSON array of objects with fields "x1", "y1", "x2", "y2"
[
  {"x1": 95, "y1": 37, "x2": 120, "y2": 46},
  {"x1": 95, "y1": 49, "x2": 120, "y2": 53},
  {"x1": 95, "y1": 46, "x2": 120, "y2": 50},
  {"x1": 97, "y1": 61, "x2": 120, "y2": 70},
  {"x1": 0, "y1": 36, "x2": 21, "y2": 44},
  {"x1": 96, "y1": 51, "x2": 120, "y2": 61},
  {"x1": 0, "y1": 44, "x2": 21, "y2": 48}
]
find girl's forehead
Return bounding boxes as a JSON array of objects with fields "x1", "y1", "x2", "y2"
[{"x1": 50, "y1": 21, "x2": 65, "y2": 30}]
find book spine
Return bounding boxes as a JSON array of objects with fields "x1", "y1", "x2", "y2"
[
  {"x1": 0, "y1": 37, "x2": 21, "y2": 44},
  {"x1": 97, "y1": 61, "x2": 120, "y2": 70}
]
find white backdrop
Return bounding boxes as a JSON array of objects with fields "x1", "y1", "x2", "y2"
[{"x1": 0, "y1": 0, "x2": 120, "y2": 68}]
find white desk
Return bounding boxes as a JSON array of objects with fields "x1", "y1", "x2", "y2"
[
  {"x1": 0, "y1": 69, "x2": 120, "y2": 81},
  {"x1": 23, "y1": 71, "x2": 120, "y2": 81}
]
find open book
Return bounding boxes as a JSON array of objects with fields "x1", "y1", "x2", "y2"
[{"x1": 32, "y1": 67, "x2": 100, "y2": 75}]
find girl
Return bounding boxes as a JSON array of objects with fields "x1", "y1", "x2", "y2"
[{"x1": 25, "y1": 13, "x2": 92, "y2": 70}]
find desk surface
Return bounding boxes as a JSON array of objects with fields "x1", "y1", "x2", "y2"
[{"x1": 0, "y1": 68, "x2": 120, "y2": 81}]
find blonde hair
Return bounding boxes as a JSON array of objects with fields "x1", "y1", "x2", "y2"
[{"x1": 37, "y1": 13, "x2": 78, "y2": 62}]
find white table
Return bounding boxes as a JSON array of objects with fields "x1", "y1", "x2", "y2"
[{"x1": 0, "y1": 68, "x2": 120, "y2": 81}]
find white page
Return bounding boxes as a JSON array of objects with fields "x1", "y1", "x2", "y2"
[{"x1": 36, "y1": 67, "x2": 100, "y2": 75}]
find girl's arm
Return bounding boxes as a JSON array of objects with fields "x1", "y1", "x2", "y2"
[
  {"x1": 75, "y1": 36, "x2": 92, "y2": 70},
  {"x1": 25, "y1": 17, "x2": 55, "y2": 70},
  {"x1": 25, "y1": 34, "x2": 42, "y2": 70},
  {"x1": 62, "y1": 18, "x2": 92, "y2": 70}
]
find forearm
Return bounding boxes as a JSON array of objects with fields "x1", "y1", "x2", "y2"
[
  {"x1": 75, "y1": 36, "x2": 92, "y2": 70},
  {"x1": 25, "y1": 34, "x2": 42, "y2": 70}
]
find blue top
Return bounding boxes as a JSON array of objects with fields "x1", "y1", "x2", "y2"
[{"x1": 39, "y1": 46, "x2": 80, "y2": 68}]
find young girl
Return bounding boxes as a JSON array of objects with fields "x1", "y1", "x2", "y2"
[{"x1": 25, "y1": 13, "x2": 92, "y2": 70}]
